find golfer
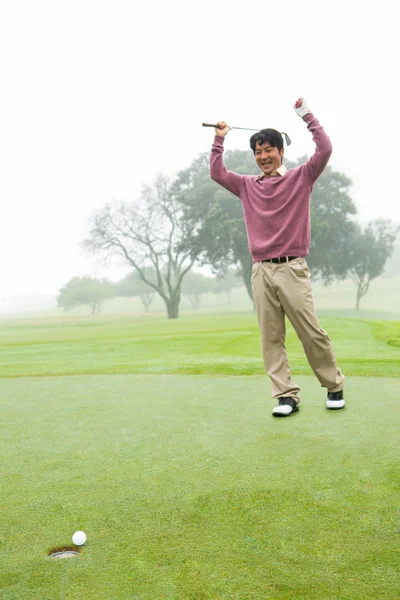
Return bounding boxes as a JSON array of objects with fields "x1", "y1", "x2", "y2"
[{"x1": 210, "y1": 98, "x2": 345, "y2": 417}]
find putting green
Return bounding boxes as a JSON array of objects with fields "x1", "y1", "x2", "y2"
[{"x1": 1, "y1": 374, "x2": 399, "y2": 599}]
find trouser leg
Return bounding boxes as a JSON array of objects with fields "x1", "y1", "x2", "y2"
[
  {"x1": 275, "y1": 259, "x2": 345, "y2": 392},
  {"x1": 251, "y1": 262, "x2": 300, "y2": 402}
]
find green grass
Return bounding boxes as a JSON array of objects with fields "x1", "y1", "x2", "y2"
[
  {"x1": 1, "y1": 375, "x2": 399, "y2": 599},
  {"x1": 0, "y1": 313, "x2": 400, "y2": 379},
  {"x1": 371, "y1": 320, "x2": 400, "y2": 348},
  {"x1": 1, "y1": 314, "x2": 399, "y2": 598}
]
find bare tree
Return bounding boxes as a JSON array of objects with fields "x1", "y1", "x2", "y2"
[{"x1": 84, "y1": 175, "x2": 199, "y2": 319}]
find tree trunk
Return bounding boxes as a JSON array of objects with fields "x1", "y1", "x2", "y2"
[
  {"x1": 188, "y1": 294, "x2": 201, "y2": 309},
  {"x1": 355, "y1": 279, "x2": 369, "y2": 311},
  {"x1": 165, "y1": 291, "x2": 180, "y2": 319},
  {"x1": 239, "y1": 256, "x2": 255, "y2": 311},
  {"x1": 243, "y1": 275, "x2": 255, "y2": 311},
  {"x1": 356, "y1": 288, "x2": 361, "y2": 311},
  {"x1": 141, "y1": 293, "x2": 153, "y2": 312},
  {"x1": 166, "y1": 300, "x2": 179, "y2": 319}
]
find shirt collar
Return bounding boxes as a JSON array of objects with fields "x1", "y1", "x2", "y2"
[{"x1": 256, "y1": 164, "x2": 287, "y2": 181}]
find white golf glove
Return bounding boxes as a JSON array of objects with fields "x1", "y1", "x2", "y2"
[{"x1": 294, "y1": 97, "x2": 310, "y2": 118}]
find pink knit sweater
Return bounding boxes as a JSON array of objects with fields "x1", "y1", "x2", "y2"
[{"x1": 210, "y1": 113, "x2": 332, "y2": 261}]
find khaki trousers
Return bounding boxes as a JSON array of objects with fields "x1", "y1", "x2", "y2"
[{"x1": 251, "y1": 258, "x2": 344, "y2": 403}]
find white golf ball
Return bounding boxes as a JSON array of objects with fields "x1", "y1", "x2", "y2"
[{"x1": 72, "y1": 530, "x2": 86, "y2": 546}]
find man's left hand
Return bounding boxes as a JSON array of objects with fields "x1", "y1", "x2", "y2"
[{"x1": 294, "y1": 97, "x2": 311, "y2": 118}]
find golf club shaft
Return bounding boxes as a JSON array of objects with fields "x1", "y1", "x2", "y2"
[{"x1": 202, "y1": 123, "x2": 260, "y2": 132}]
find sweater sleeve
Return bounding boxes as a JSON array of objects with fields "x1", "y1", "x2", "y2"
[
  {"x1": 209, "y1": 136, "x2": 244, "y2": 198},
  {"x1": 301, "y1": 113, "x2": 333, "y2": 184}
]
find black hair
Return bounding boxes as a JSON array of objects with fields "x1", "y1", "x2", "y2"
[
  {"x1": 249, "y1": 128, "x2": 284, "y2": 154},
  {"x1": 250, "y1": 129, "x2": 283, "y2": 154}
]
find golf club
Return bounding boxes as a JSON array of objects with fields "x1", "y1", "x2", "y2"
[
  {"x1": 202, "y1": 122, "x2": 261, "y2": 132},
  {"x1": 202, "y1": 123, "x2": 291, "y2": 145}
]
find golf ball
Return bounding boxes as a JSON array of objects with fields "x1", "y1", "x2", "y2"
[{"x1": 72, "y1": 530, "x2": 86, "y2": 546}]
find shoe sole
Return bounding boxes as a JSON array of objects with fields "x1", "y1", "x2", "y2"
[
  {"x1": 326, "y1": 401, "x2": 345, "y2": 410},
  {"x1": 272, "y1": 407, "x2": 299, "y2": 417}
]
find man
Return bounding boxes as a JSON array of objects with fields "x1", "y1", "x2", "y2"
[{"x1": 210, "y1": 98, "x2": 345, "y2": 417}]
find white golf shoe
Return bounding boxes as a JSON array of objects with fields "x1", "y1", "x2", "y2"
[
  {"x1": 326, "y1": 390, "x2": 345, "y2": 410},
  {"x1": 272, "y1": 397, "x2": 299, "y2": 417}
]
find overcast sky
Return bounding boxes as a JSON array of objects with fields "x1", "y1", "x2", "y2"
[{"x1": 0, "y1": 0, "x2": 399, "y2": 302}]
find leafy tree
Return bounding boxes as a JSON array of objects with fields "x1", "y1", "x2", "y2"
[
  {"x1": 213, "y1": 268, "x2": 243, "y2": 303},
  {"x1": 174, "y1": 150, "x2": 256, "y2": 304},
  {"x1": 347, "y1": 219, "x2": 399, "y2": 310},
  {"x1": 294, "y1": 157, "x2": 358, "y2": 283},
  {"x1": 180, "y1": 270, "x2": 215, "y2": 308},
  {"x1": 57, "y1": 276, "x2": 114, "y2": 314},
  {"x1": 84, "y1": 175, "x2": 201, "y2": 319},
  {"x1": 380, "y1": 242, "x2": 400, "y2": 277},
  {"x1": 174, "y1": 150, "x2": 358, "y2": 307},
  {"x1": 114, "y1": 269, "x2": 155, "y2": 312}
]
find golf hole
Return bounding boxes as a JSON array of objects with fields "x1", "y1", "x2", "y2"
[{"x1": 48, "y1": 546, "x2": 81, "y2": 559}]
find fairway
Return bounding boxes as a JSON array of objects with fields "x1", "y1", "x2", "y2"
[
  {"x1": 1, "y1": 313, "x2": 400, "y2": 378},
  {"x1": 1, "y1": 315, "x2": 399, "y2": 599}
]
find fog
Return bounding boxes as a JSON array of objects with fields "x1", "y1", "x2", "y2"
[{"x1": 0, "y1": 0, "x2": 399, "y2": 312}]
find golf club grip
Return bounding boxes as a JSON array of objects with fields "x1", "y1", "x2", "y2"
[{"x1": 202, "y1": 123, "x2": 220, "y2": 128}]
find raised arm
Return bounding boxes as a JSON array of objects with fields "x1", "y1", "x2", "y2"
[
  {"x1": 294, "y1": 98, "x2": 333, "y2": 183},
  {"x1": 209, "y1": 121, "x2": 245, "y2": 198}
]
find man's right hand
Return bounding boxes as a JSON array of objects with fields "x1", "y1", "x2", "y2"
[{"x1": 215, "y1": 121, "x2": 231, "y2": 137}]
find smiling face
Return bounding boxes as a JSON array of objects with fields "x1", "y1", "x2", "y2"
[{"x1": 254, "y1": 141, "x2": 284, "y2": 176}]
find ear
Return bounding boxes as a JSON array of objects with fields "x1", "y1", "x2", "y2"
[{"x1": 280, "y1": 148, "x2": 285, "y2": 163}]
